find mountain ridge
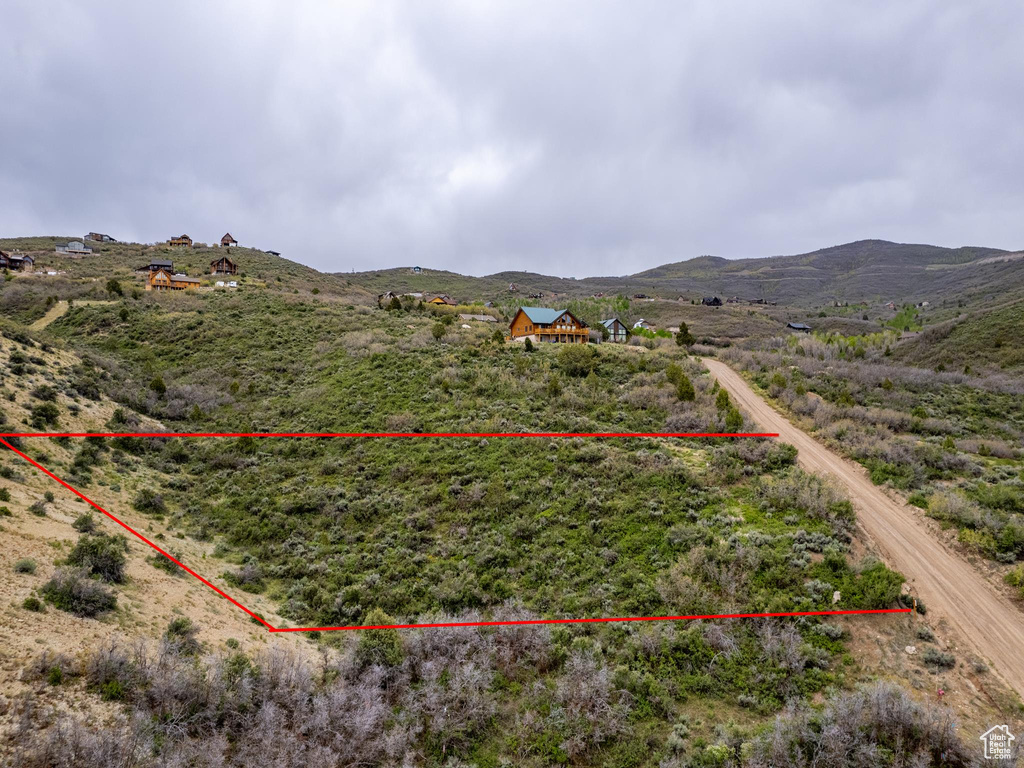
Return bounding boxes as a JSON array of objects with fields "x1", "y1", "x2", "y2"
[{"x1": 344, "y1": 239, "x2": 1024, "y2": 307}]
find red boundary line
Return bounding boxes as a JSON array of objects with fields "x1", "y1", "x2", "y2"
[
  {"x1": 1, "y1": 435, "x2": 910, "y2": 632},
  {"x1": 0, "y1": 432, "x2": 777, "y2": 438}
]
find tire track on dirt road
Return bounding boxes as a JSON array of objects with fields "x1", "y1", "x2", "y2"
[{"x1": 702, "y1": 357, "x2": 1024, "y2": 698}]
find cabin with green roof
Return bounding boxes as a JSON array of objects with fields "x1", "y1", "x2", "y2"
[{"x1": 509, "y1": 306, "x2": 588, "y2": 344}]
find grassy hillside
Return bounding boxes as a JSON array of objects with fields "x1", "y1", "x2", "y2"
[
  {"x1": 894, "y1": 298, "x2": 1024, "y2": 372},
  {"x1": 3, "y1": 286, "x2": 983, "y2": 766},
  {"x1": 1, "y1": 236, "x2": 1019, "y2": 764}
]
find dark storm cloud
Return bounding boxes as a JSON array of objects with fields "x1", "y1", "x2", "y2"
[{"x1": 2, "y1": 1, "x2": 1022, "y2": 275}]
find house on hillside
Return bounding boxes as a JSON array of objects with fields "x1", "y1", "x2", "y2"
[
  {"x1": 786, "y1": 322, "x2": 812, "y2": 333},
  {"x1": 266, "y1": 250, "x2": 281, "y2": 257},
  {"x1": 141, "y1": 258, "x2": 174, "y2": 273},
  {"x1": 147, "y1": 268, "x2": 201, "y2": 291},
  {"x1": 633, "y1": 293, "x2": 648, "y2": 299},
  {"x1": 85, "y1": 232, "x2": 116, "y2": 243},
  {"x1": 168, "y1": 234, "x2": 193, "y2": 248},
  {"x1": 701, "y1": 296, "x2": 722, "y2": 306},
  {"x1": 210, "y1": 256, "x2": 237, "y2": 275},
  {"x1": 428, "y1": 294, "x2": 456, "y2": 306},
  {"x1": 55, "y1": 240, "x2": 92, "y2": 256},
  {"x1": 509, "y1": 306, "x2": 588, "y2": 344},
  {"x1": 601, "y1": 317, "x2": 628, "y2": 342},
  {"x1": 2, "y1": 252, "x2": 34, "y2": 271},
  {"x1": 220, "y1": 232, "x2": 238, "y2": 247},
  {"x1": 411, "y1": 266, "x2": 422, "y2": 274},
  {"x1": 633, "y1": 319, "x2": 652, "y2": 330},
  {"x1": 508, "y1": 282, "x2": 518, "y2": 293},
  {"x1": 378, "y1": 291, "x2": 402, "y2": 308},
  {"x1": 458, "y1": 313, "x2": 497, "y2": 323}
]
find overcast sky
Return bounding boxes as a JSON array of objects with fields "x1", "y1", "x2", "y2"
[{"x1": 2, "y1": 2, "x2": 1022, "y2": 276}]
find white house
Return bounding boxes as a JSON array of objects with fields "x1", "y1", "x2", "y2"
[{"x1": 633, "y1": 319, "x2": 651, "y2": 330}]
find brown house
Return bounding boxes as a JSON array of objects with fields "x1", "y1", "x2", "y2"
[
  {"x1": 509, "y1": 306, "x2": 588, "y2": 344},
  {"x1": 427, "y1": 294, "x2": 456, "y2": 306},
  {"x1": 220, "y1": 232, "x2": 238, "y2": 247},
  {"x1": 168, "y1": 234, "x2": 193, "y2": 248},
  {"x1": 147, "y1": 268, "x2": 201, "y2": 291},
  {"x1": 210, "y1": 256, "x2": 237, "y2": 275},
  {"x1": 0, "y1": 251, "x2": 34, "y2": 271}
]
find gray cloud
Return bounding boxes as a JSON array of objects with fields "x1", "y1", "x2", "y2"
[{"x1": 2, "y1": 1, "x2": 1022, "y2": 275}]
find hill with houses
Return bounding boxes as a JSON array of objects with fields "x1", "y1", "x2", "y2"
[
  {"x1": 347, "y1": 239, "x2": 1024, "y2": 311},
  {"x1": 1, "y1": 229, "x2": 1024, "y2": 764}
]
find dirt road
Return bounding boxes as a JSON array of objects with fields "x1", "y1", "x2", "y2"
[{"x1": 702, "y1": 357, "x2": 1024, "y2": 698}]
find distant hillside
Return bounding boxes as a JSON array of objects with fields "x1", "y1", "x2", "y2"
[
  {"x1": 894, "y1": 298, "x2": 1024, "y2": 371},
  {"x1": 345, "y1": 240, "x2": 1024, "y2": 309},
  {"x1": 0, "y1": 236, "x2": 374, "y2": 324}
]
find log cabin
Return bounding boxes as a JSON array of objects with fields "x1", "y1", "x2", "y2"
[
  {"x1": 147, "y1": 268, "x2": 201, "y2": 291},
  {"x1": 210, "y1": 256, "x2": 237, "y2": 275},
  {"x1": 85, "y1": 232, "x2": 116, "y2": 242},
  {"x1": 509, "y1": 307, "x2": 588, "y2": 344},
  {"x1": 220, "y1": 232, "x2": 238, "y2": 247},
  {"x1": 427, "y1": 294, "x2": 456, "y2": 306},
  {"x1": 168, "y1": 234, "x2": 193, "y2": 248}
]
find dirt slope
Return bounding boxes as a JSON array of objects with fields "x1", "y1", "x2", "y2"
[{"x1": 702, "y1": 357, "x2": 1024, "y2": 699}]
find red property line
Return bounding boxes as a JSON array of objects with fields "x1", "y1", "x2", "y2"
[
  {"x1": 0, "y1": 432, "x2": 778, "y2": 438},
  {"x1": 1, "y1": 435, "x2": 909, "y2": 632},
  {"x1": 0, "y1": 438, "x2": 272, "y2": 630}
]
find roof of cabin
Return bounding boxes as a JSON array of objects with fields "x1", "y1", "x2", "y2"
[
  {"x1": 519, "y1": 306, "x2": 568, "y2": 324},
  {"x1": 600, "y1": 318, "x2": 622, "y2": 328}
]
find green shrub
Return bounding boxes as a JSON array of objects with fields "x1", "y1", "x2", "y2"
[
  {"x1": 22, "y1": 596, "x2": 43, "y2": 612},
  {"x1": 557, "y1": 345, "x2": 596, "y2": 377},
  {"x1": 907, "y1": 492, "x2": 929, "y2": 509},
  {"x1": 675, "y1": 323, "x2": 695, "y2": 347},
  {"x1": 29, "y1": 402, "x2": 60, "y2": 428},
  {"x1": 66, "y1": 534, "x2": 128, "y2": 583},
  {"x1": 356, "y1": 608, "x2": 404, "y2": 668},
  {"x1": 72, "y1": 513, "x2": 98, "y2": 533},
  {"x1": 132, "y1": 488, "x2": 167, "y2": 515},
  {"x1": 0, "y1": 487, "x2": 9, "y2": 502},
  {"x1": 921, "y1": 648, "x2": 955, "y2": 669},
  {"x1": 724, "y1": 407, "x2": 743, "y2": 432},
  {"x1": 676, "y1": 375, "x2": 696, "y2": 402},
  {"x1": 715, "y1": 389, "x2": 730, "y2": 411},
  {"x1": 13, "y1": 558, "x2": 36, "y2": 574},
  {"x1": 164, "y1": 617, "x2": 201, "y2": 655},
  {"x1": 47, "y1": 666, "x2": 64, "y2": 686},
  {"x1": 150, "y1": 551, "x2": 185, "y2": 576},
  {"x1": 42, "y1": 567, "x2": 117, "y2": 617}
]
